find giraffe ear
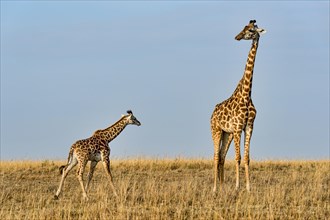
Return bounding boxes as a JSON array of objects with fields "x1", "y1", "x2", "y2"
[{"x1": 257, "y1": 28, "x2": 266, "y2": 34}]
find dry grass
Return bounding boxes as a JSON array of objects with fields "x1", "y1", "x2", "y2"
[{"x1": 0, "y1": 159, "x2": 329, "y2": 219}]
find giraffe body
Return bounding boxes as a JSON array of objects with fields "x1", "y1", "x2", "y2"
[
  {"x1": 211, "y1": 20, "x2": 265, "y2": 193},
  {"x1": 54, "y1": 110, "x2": 141, "y2": 199}
]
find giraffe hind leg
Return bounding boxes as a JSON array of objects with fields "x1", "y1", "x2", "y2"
[
  {"x1": 54, "y1": 156, "x2": 78, "y2": 199},
  {"x1": 77, "y1": 159, "x2": 88, "y2": 199}
]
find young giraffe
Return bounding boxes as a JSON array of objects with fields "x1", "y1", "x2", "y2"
[
  {"x1": 211, "y1": 20, "x2": 266, "y2": 193},
  {"x1": 54, "y1": 110, "x2": 141, "y2": 199}
]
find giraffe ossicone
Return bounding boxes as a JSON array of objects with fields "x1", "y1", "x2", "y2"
[
  {"x1": 54, "y1": 110, "x2": 141, "y2": 200},
  {"x1": 211, "y1": 20, "x2": 266, "y2": 193}
]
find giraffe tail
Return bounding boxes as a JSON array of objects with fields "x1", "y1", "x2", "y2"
[
  {"x1": 59, "y1": 148, "x2": 74, "y2": 175},
  {"x1": 59, "y1": 165, "x2": 66, "y2": 175}
]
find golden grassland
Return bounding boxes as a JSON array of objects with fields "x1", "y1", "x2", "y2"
[{"x1": 0, "y1": 158, "x2": 329, "y2": 219}]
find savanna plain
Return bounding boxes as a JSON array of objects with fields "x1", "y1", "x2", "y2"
[{"x1": 0, "y1": 159, "x2": 329, "y2": 219}]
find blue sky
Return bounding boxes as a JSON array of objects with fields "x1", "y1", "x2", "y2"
[{"x1": 1, "y1": 1, "x2": 329, "y2": 160}]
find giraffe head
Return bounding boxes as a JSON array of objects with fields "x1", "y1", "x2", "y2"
[
  {"x1": 125, "y1": 110, "x2": 141, "y2": 126},
  {"x1": 235, "y1": 20, "x2": 266, "y2": 41}
]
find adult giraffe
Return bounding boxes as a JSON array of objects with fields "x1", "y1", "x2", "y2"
[{"x1": 211, "y1": 20, "x2": 266, "y2": 192}]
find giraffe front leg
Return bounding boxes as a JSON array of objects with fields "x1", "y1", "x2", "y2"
[
  {"x1": 244, "y1": 125, "x2": 254, "y2": 192},
  {"x1": 212, "y1": 128, "x2": 222, "y2": 193},
  {"x1": 54, "y1": 157, "x2": 78, "y2": 199},
  {"x1": 233, "y1": 133, "x2": 242, "y2": 190},
  {"x1": 85, "y1": 161, "x2": 98, "y2": 193},
  {"x1": 101, "y1": 150, "x2": 118, "y2": 197},
  {"x1": 102, "y1": 159, "x2": 118, "y2": 197}
]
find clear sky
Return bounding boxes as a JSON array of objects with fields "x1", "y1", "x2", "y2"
[{"x1": 1, "y1": 1, "x2": 329, "y2": 160}]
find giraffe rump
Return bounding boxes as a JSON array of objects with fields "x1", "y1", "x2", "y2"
[{"x1": 58, "y1": 147, "x2": 74, "y2": 175}]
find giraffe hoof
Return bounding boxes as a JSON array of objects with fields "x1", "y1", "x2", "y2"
[{"x1": 54, "y1": 195, "x2": 59, "y2": 200}]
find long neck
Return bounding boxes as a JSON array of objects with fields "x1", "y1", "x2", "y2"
[
  {"x1": 234, "y1": 39, "x2": 259, "y2": 101},
  {"x1": 93, "y1": 116, "x2": 128, "y2": 143}
]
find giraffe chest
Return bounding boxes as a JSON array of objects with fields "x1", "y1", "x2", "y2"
[
  {"x1": 217, "y1": 105, "x2": 249, "y2": 133},
  {"x1": 220, "y1": 116, "x2": 248, "y2": 133},
  {"x1": 215, "y1": 100, "x2": 255, "y2": 133}
]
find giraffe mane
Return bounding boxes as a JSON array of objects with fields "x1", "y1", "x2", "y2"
[{"x1": 93, "y1": 115, "x2": 128, "y2": 135}]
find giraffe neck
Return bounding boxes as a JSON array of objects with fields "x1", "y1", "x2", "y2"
[
  {"x1": 234, "y1": 39, "x2": 259, "y2": 102},
  {"x1": 93, "y1": 116, "x2": 128, "y2": 143}
]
